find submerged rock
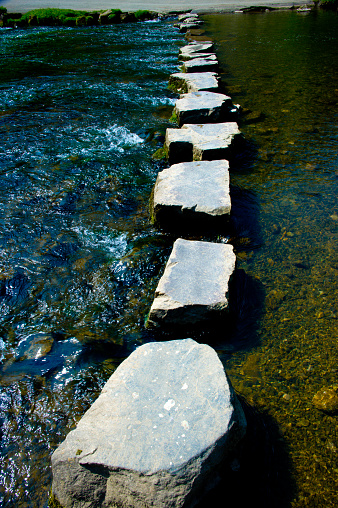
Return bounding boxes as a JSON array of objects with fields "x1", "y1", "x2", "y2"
[
  {"x1": 312, "y1": 386, "x2": 338, "y2": 415},
  {"x1": 51, "y1": 338, "x2": 246, "y2": 508},
  {"x1": 146, "y1": 238, "x2": 236, "y2": 329}
]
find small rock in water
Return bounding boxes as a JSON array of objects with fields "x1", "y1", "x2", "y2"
[{"x1": 312, "y1": 386, "x2": 338, "y2": 415}]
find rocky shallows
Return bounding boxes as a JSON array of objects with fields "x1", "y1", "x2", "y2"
[
  {"x1": 51, "y1": 338, "x2": 246, "y2": 508},
  {"x1": 173, "y1": 91, "x2": 233, "y2": 126},
  {"x1": 146, "y1": 238, "x2": 236, "y2": 329},
  {"x1": 151, "y1": 160, "x2": 231, "y2": 231},
  {"x1": 165, "y1": 122, "x2": 242, "y2": 165}
]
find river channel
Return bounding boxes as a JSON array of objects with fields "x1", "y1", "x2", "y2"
[{"x1": 0, "y1": 10, "x2": 337, "y2": 508}]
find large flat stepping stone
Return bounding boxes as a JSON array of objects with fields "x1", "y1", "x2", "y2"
[
  {"x1": 51, "y1": 338, "x2": 246, "y2": 508},
  {"x1": 151, "y1": 160, "x2": 231, "y2": 231},
  {"x1": 146, "y1": 238, "x2": 236, "y2": 329},
  {"x1": 179, "y1": 42, "x2": 214, "y2": 60},
  {"x1": 178, "y1": 13, "x2": 199, "y2": 21},
  {"x1": 179, "y1": 21, "x2": 203, "y2": 33},
  {"x1": 182, "y1": 56, "x2": 218, "y2": 73},
  {"x1": 169, "y1": 72, "x2": 219, "y2": 93},
  {"x1": 165, "y1": 122, "x2": 241, "y2": 165},
  {"x1": 174, "y1": 91, "x2": 233, "y2": 126}
]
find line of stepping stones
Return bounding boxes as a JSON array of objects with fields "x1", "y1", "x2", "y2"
[
  {"x1": 146, "y1": 14, "x2": 243, "y2": 332},
  {"x1": 51, "y1": 13, "x2": 247, "y2": 508}
]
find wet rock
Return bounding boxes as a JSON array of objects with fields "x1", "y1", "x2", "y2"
[
  {"x1": 266, "y1": 289, "x2": 286, "y2": 310},
  {"x1": 169, "y1": 72, "x2": 219, "y2": 93},
  {"x1": 146, "y1": 238, "x2": 236, "y2": 329},
  {"x1": 179, "y1": 42, "x2": 214, "y2": 60},
  {"x1": 182, "y1": 56, "x2": 218, "y2": 73},
  {"x1": 179, "y1": 21, "x2": 203, "y2": 33},
  {"x1": 51, "y1": 338, "x2": 246, "y2": 508},
  {"x1": 165, "y1": 122, "x2": 242, "y2": 165},
  {"x1": 312, "y1": 386, "x2": 338, "y2": 414},
  {"x1": 17, "y1": 332, "x2": 54, "y2": 360},
  {"x1": 151, "y1": 160, "x2": 231, "y2": 231},
  {"x1": 178, "y1": 13, "x2": 199, "y2": 21},
  {"x1": 99, "y1": 9, "x2": 112, "y2": 24},
  {"x1": 174, "y1": 91, "x2": 233, "y2": 126}
]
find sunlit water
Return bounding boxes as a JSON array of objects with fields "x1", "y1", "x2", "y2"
[
  {"x1": 0, "y1": 19, "x2": 181, "y2": 507},
  {"x1": 0, "y1": 11, "x2": 337, "y2": 508},
  {"x1": 202, "y1": 10, "x2": 338, "y2": 508}
]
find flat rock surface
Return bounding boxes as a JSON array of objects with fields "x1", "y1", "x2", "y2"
[
  {"x1": 51, "y1": 338, "x2": 246, "y2": 508},
  {"x1": 179, "y1": 42, "x2": 214, "y2": 58},
  {"x1": 182, "y1": 57, "x2": 218, "y2": 73},
  {"x1": 146, "y1": 238, "x2": 236, "y2": 328},
  {"x1": 169, "y1": 72, "x2": 219, "y2": 92},
  {"x1": 152, "y1": 160, "x2": 231, "y2": 228},
  {"x1": 165, "y1": 122, "x2": 241, "y2": 164},
  {"x1": 174, "y1": 91, "x2": 233, "y2": 125}
]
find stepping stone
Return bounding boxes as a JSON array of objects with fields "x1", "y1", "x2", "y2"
[
  {"x1": 169, "y1": 72, "x2": 219, "y2": 93},
  {"x1": 51, "y1": 338, "x2": 246, "y2": 508},
  {"x1": 179, "y1": 42, "x2": 214, "y2": 59},
  {"x1": 146, "y1": 238, "x2": 236, "y2": 329},
  {"x1": 179, "y1": 22, "x2": 203, "y2": 33},
  {"x1": 165, "y1": 122, "x2": 241, "y2": 165},
  {"x1": 173, "y1": 91, "x2": 233, "y2": 126},
  {"x1": 178, "y1": 13, "x2": 199, "y2": 21},
  {"x1": 182, "y1": 56, "x2": 218, "y2": 73},
  {"x1": 151, "y1": 160, "x2": 231, "y2": 231},
  {"x1": 179, "y1": 51, "x2": 216, "y2": 61}
]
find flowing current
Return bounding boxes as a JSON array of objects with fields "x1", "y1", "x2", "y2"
[{"x1": 0, "y1": 19, "x2": 181, "y2": 507}]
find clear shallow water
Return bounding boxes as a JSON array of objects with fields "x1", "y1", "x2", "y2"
[
  {"x1": 203, "y1": 10, "x2": 338, "y2": 508},
  {"x1": 0, "y1": 20, "x2": 181, "y2": 507}
]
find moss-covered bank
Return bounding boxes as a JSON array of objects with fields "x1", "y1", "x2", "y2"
[{"x1": 0, "y1": 7, "x2": 159, "y2": 28}]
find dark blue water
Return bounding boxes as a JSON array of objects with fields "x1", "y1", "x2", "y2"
[{"x1": 0, "y1": 19, "x2": 182, "y2": 507}]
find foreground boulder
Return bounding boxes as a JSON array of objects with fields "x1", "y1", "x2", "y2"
[
  {"x1": 165, "y1": 122, "x2": 242, "y2": 165},
  {"x1": 146, "y1": 238, "x2": 236, "y2": 329},
  {"x1": 51, "y1": 338, "x2": 246, "y2": 508},
  {"x1": 151, "y1": 160, "x2": 231, "y2": 231},
  {"x1": 173, "y1": 91, "x2": 233, "y2": 126}
]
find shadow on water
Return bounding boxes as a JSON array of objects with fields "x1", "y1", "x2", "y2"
[{"x1": 197, "y1": 398, "x2": 296, "y2": 508}]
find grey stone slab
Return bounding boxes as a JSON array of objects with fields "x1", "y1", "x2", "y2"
[
  {"x1": 151, "y1": 160, "x2": 231, "y2": 231},
  {"x1": 182, "y1": 57, "x2": 218, "y2": 73},
  {"x1": 174, "y1": 91, "x2": 233, "y2": 126},
  {"x1": 178, "y1": 13, "x2": 199, "y2": 21},
  {"x1": 179, "y1": 42, "x2": 214, "y2": 58},
  {"x1": 179, "y1": 51, "x2": 216, "y2": 61},
  {"x1": 165, "y1": 122, "x2": 242, "y2": 165},
  {"x1": 179, "y1": 22, "x2": 203, "y2": 33},
  {"x1": 169, "y1": 72, "x2": 219, "y2": 93},
  {"x1": 51, "y1": 338, "x2": 246, "y2": 508},
  {"x1": 146, "y1": 238, "x2": 236, "y2": 328}
]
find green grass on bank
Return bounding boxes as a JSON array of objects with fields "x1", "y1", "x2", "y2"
[{"x1": 0, "y1": 7, "x2": 157, "y2": 28}]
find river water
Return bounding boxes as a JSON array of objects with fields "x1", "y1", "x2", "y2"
[{"x1": 0, "y1": 10, "x2": 337, "y2": 508}]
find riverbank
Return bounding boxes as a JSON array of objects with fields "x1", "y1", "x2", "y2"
[{"x1": 1, "y1": 0, "x2": 311, "y2": 15}]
